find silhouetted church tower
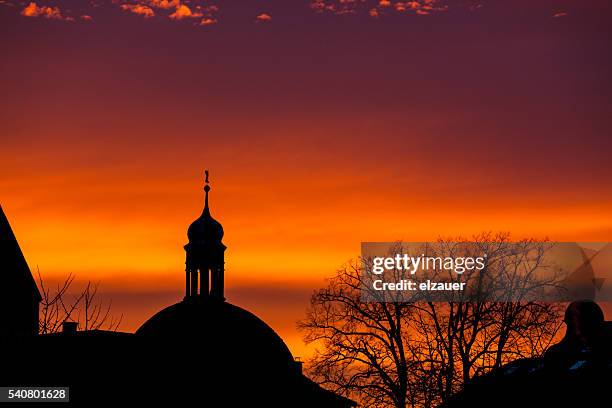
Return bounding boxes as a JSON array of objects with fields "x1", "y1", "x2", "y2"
[
  {"x1": 0, "y1": 205, "x2": 41, "y2": 336},
  {"x1": 184, "y1": 170, "x2": 226, "y2": 300}
]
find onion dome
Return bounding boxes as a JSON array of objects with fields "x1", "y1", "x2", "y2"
[{"x1": 187, "y1": 170, "x2": 224, "y2": 245}]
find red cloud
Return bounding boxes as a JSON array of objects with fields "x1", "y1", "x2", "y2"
[
  {"x1": 406, "y1": 0, "x2": 447, "y2": 15},
  {"x1": 146, "y1": 0, "x2": 180, "y2": 10},
  {"x1": 169, "y1": 4, "x2": 202, "y2": 20},
  {"x1": 21, "y1": 2, "x2": 62, "y2": 19},
  {"x1": 200, "y1": 17, "x2": 217, "y2": 26},
  {"x1": 255, "y1": 13, "x2": 272, "y2": 22},
  {"x1": 120, "y1": 4, "x2": 155, "y2": 18}
]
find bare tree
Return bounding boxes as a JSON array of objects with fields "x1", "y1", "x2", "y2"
[
  {"x1": 406, "y1": 235, "x2": 565, "y2": 403},
  {"x1": 298, "y1": 260, "x2": 416, "y2": 408},
  {"x1": 37, "y1": 269, "x2": 122, "y2": 334},
  {"x1": 79, "y1": 281, "x2": 122, "y2": 331},
  {"x1": 298, "y1": 233, "x2": 564, "y2": 408}
]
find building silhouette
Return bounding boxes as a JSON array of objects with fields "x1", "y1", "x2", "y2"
[
  {"x1": 442, "y1": 300, "x2": 612, "y2": 408},
  {"x1": 0, "y1": 204, "x2": 40, "y2": 337},
  {"x1": 0, "y1": 175, "x2": 356, "y2": 407},
  {"x1": 184, "y1": 170, "x2": 226, "y2": 300}
]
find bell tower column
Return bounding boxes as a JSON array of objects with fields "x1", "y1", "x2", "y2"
[
  {"x1": 184, "y1": 170, "x2": 227, "y2": 301},
  {"x1": 201, "y1": 266, "x2": 210, "y2": 297}
]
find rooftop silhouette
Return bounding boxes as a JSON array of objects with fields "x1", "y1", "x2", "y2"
[
  {"x1": 442, "y1": 300, "x2": 612, "y2": 408},
  {"x1": 0, "y1": 204, "x2": 41, "y2": 337}
]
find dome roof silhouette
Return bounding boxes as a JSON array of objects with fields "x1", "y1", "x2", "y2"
[{"x1": 136, "y1": 297, "x2": 295, "y2": 369}]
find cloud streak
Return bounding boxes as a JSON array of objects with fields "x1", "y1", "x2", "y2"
[
  {"x1": 255, "y1": 13, "x2": 271, "y2": 23},
  {"x1": 21, "y1": 2, "x2": 62, "y2": 19},
  {"x1": 120, "y1": 3, "x2": 155, "y2": 18},
  {"x1": 200, "y1": 17, "x2": 217, "y2": 25},
  {"x1": 146, "y1": 0, "x2": 180, "y2": 9},
  {"x1": 3, "y1": 2, "x2": 594, "y2": 30},
  {"x1": 168, "y1": 4, "x2": 201, "y2": 20}
]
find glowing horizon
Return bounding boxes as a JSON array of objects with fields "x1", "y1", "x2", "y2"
[{"x1": 2, "y1": 0, "x2": 612, "y2": 357}]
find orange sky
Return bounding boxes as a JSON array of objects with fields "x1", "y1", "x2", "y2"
[
  {"x1": 2, "y1": 0, "x2": 612, "y2": 357},
  {"x1": 4, "y1": 159, "x2": 612, "y2": 356}
]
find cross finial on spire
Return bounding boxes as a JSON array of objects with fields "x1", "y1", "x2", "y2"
[{"x1": 204, "y1": 169, "x2": 211, "y2": 193}]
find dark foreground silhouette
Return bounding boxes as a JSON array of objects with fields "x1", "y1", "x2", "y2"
[
  {"x1": 0, "y1": 175, "x2": 355, "y2": 407},
  {"x1": 1, "y1": 296, "x2": 354, "y2": 406},
  {"x1": 442, "y1": 300, "x2": 612, "y2": 408}
]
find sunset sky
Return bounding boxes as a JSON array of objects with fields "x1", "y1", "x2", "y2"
[{"x1": 2, "y1": 0, "x2": 612, "y2": 357}]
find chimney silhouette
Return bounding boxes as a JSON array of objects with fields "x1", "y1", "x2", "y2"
[{"x1": 62, "y1": 321, "x2": 78, "y2": 334}]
